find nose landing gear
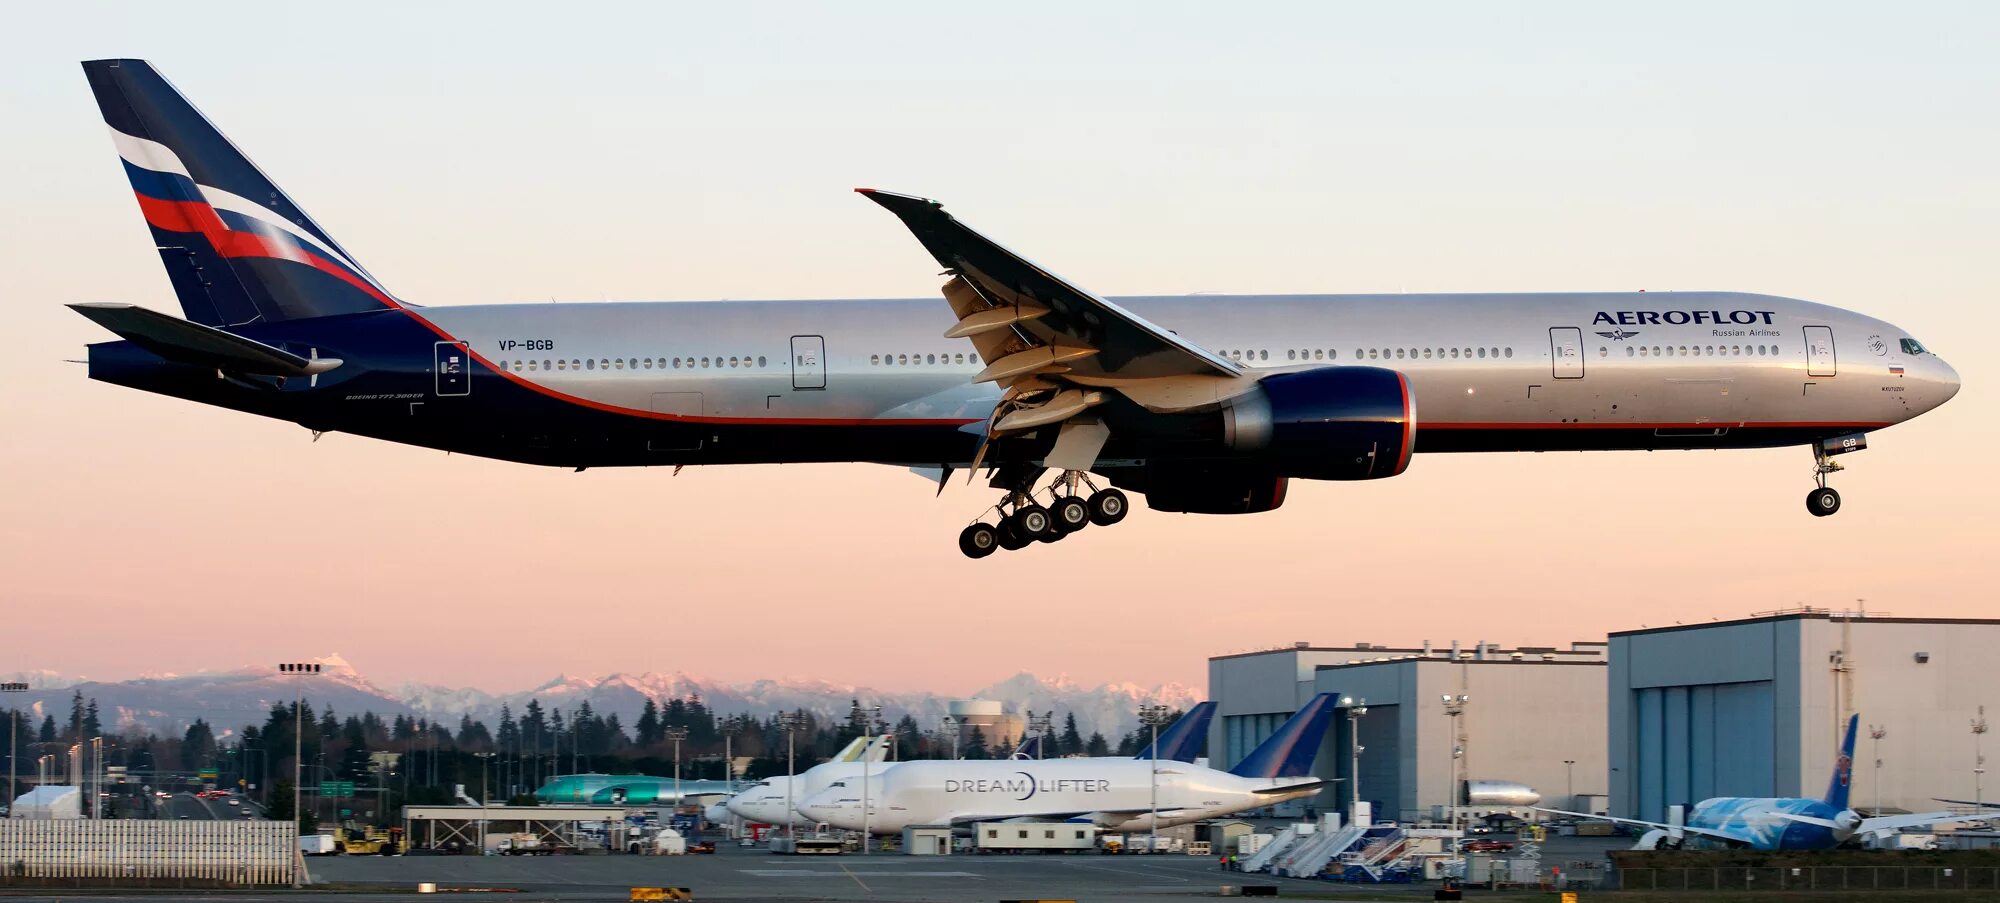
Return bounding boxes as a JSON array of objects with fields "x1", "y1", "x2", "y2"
[
  {"x1": 956, "y1": 470, "x2": 1130, "y2": 558},
  {"x1": 1806, "y1": 434, "x2": 1866, "y2": 517}
]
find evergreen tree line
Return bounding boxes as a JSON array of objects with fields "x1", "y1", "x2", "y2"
[{"x1": 4, "y1": 694, "x2": 1180, "y2": 818}]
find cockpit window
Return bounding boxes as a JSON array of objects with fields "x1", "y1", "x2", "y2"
[
  {"x1": 828, "y1": 781, "x2": 847, "y2": 788},
  {"x1": 1900, "y1": 338, "x2": 1928, "y2": 355}
]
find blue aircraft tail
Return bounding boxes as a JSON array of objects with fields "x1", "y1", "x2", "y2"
[
  {"x1": 1136, "y1": 701, "x2": 1216, "y2": 763},
  {"x1": 1229, "y1": 694, "x2": 1339, "y2": 779},
  {"x1": 1824, "y1": 714, "x2": 1859, "y2": 809},
  {"x1": 81, "y1": 59, "x2": 398, "y2": 328},
  {"x1": 1009, "y1": 734, "x2": 1044, "y2": 760}
]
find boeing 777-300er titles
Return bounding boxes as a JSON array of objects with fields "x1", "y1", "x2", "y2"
[
  {"x1": 1539, "y1": 716, "x2": 2000, "y2": 850},
  {"x1": 799, "y1": 696, "x2": 1333, "y2": 833},
  {"x1": 70, "y1": 60, "x2": 1962, "y2": 558}
]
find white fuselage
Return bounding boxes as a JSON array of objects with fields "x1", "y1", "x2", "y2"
[{"x1": 797, "y1": 758, "x2": 1320, "y2": 834}]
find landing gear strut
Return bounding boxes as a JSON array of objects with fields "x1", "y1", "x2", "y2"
[
  {"x1": 1806, "y1": 435, "x2": 1865, "y2": 517},
  {"x1": 956, "y1": 470, "x2": 1130, "y2": 558}
]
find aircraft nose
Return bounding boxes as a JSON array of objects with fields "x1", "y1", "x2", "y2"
[{"x1": 1937, "y1": 356, "x2": 1962, "y2": 405}]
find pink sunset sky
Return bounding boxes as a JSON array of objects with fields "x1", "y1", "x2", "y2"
[{"x1": 2, "y1": 4, "x2": 1994, "y2": 695}]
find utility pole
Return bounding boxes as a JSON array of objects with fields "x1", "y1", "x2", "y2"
[
  {"x1": 1342, "y1": 697, "x2": 1369, "y2": 820},
  {"x1": 278, "y1": 655, "x2": 320, "y2": 887},
  {"x1": 941, "y1": 716, "x2": 960, "y2": 760},
  {"x1": 2, "y1": 682, "x2": 25, "y2": 816},
  {"x1": 1139, "y1": 704, "x2": 1172, "y2": 854},
  {"x1": 1440, "y1": 694, "x2": 1470, "y2": 879},
  {"x1": 857, "y1": 705, "x2": 882, "y2": 854},
  {"x1": 664, "y1": 727, "x2": 689, "y2": 817},
  {"x1": 1563, "y1": 759, "x2": 1576, "y2": 810},
  {"x1": 1975, "y1": 707, "x2": 1989, "y2": 807},
  {"x1": 777, "y1": 713, "x2": 805, "y2": 846},
  {"x1": 1868, "y1": 725, "x2": 1887, "y2": 814}
]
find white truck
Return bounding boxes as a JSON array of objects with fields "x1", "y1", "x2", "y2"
[
  {"x1": 629, "y1": 828, "x2": 688, "y2": 855},
  {"x1": 297, "y1": 834, "x2": 338, "y2": 856},
  {"x1": 975, "y1": 821, "x2": 1098, "y2": 853}
]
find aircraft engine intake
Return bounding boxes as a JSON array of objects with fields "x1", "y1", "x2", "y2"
[{"x1": 1221, "y1": 366, "x2": 1414, "y2": 480}]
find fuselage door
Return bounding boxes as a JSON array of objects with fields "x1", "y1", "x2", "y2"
[
  {"x1": 1803, "y1": 326, "x2": 1837, "y2": 377},
  {"x1": 1550, "y1": 327, "x2": 1584, "y2": 379},
  {"x1": 790, "y1": 335, "x2": 826, "y2": 390},
  {"x1": 433, "y1": 341, "x2": 470, "y2": 396}
]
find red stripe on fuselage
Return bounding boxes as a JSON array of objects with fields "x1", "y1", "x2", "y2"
[{"x1": 1419, "y1": 421, "x2": 1890, "y2": 430}]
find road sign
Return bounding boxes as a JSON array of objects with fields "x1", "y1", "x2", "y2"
[
  {"x1": 320, "y1": 781, "x2": 355, "y2": 797},
  {"x1": 197, "y1": 769, "x2": 218, "y2": 782}
]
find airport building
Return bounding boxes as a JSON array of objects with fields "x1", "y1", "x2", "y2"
[
  {"x1": 1209, "y1": 640, "x2": 1608, "y2": 822},
  {"x1": 1608, "y1": 610, "x2": 2000, "y2": 819}
]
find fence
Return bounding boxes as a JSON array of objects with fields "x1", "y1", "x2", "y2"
[
  {"x1": 0, "y1": 819, "x2": 295, "y2": 886},
  {"x1": 1616, "y1": 866, "x2": 2000, "y2": 892}
]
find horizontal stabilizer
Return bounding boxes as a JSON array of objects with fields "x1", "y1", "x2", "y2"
[{"x1": 68, "y1": 303, "x2": 341, "y2": 377}]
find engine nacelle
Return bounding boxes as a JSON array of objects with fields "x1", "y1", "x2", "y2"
[{"x1": 1220, "y1": 366, "x2": 1414, "y2": 480}]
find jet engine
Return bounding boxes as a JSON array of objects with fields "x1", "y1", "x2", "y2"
[{"x1": 1220, "y1": 366, "x2": 1415, "y2": 480}]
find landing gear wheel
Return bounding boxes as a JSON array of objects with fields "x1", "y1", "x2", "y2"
[
  {"x1": 958, "y1": 524, "x2": 999, "y2": 559},
  {"x1": 1011, "y1": 504, "x2": 1052, "y2": 538},
  {"x1": 1806, "y1": 487, "x2": 1842, "y2": 517},
  {"x1": 1052, "y1": 496, "x2": 1091, "y2": 533},
  {"x1": 1088, "y1": 489, "x2": 1129, "y2": 526},
  {"x1": 997, "y1": 520, "x2": 1030, "y2": 550}
]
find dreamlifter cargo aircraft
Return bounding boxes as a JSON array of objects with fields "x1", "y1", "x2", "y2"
[{"x1": 70, "y1": 61, "x2": 1961, "y2": 558}]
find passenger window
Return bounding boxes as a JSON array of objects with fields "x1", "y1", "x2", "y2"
[
  {"x1": 1423, "y1": 348, "x2": 1433, "y2": 359},
  {"x1": 926, "y1": 354, "x2": 935, "y2": 364},
  {"x1": 1477, "y1": 348, "x2": 1486, "y2": 359},
  {"x1": 898, "y1": 354, "x2": 908, "y2": 365},
  {"x1": 701, "y1": 357, "x2": 710, "y2": 368},
  {"x1": 1287, "y1": 349, "x2": 1297, "y2": 361},
  {"x1": 1626, "y1": 346, "x2": 1635, "y2": 357},
  {"x1": 1599, "y1": 346, "x2": 1608, "y2": 357},
  {"x1": 1259, "y1": 350, "x2": 1268, "y2": 360},
  {"x1": 1504, "y1": 347, "x2": 1512, "y2": 358},
  {"x1": 1396, "y1": 348, "x2": 1406, "y2": 359},
  {"x1": 1367, "y1": 349, "x2": 1377, "y2": 359}
]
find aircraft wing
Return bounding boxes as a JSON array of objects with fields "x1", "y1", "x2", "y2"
[
  {"x1": 859, "y1": 190, "x2": 1247, "y2": 473},
  {"x1": 1861, "y1": 810, "x2": 2000, "y2": 833},
  {"x1": 1253, "y1": 779, "x2": 1327, "y2": 795},
  {"x1": 1531, "y1": 807, "x2": 1750, "y2": 844},
  {"x1": 858, "y1": 190, "x2": 1240, "y2": 382}
]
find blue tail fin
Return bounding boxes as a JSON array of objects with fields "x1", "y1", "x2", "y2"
[
  {"x1": 81, "y1": 59, "x2": 397, "y2": 327},
  {"x1": 1136, "y1": 702, "x2": 1217, "y2": 763},
  {"x1": 1824, "y1": 714, "x2": 1859, "y2": 809},
  {"x1": 1009, "y1": 734, "x2": 1043, "y2": 760},
  {"x1": 1229, "y1": 694, "x2": 1339, "y2": 778}
]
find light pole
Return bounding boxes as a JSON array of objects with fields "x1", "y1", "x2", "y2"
[
  {"x1": 777, "y1": 713, "x2": 805, "y2": 845},
  {"x1": 3, "y1": 682, "x2": 26, "y2": 818},
  {"x1": 941, "y1": 716, "x2": 960, "y2": 760},
  {"x1": 1563, "y1": 759, "x2": 1576, "y2": 811},
  {"x1": 859, "y1": 705, "x2": 881, "y2": 854},
  {"x1": 1139, "y1": 704, "x2": 1173, "y2": 854},
  {"x1": 1974, "y1": 707, "x2": 1989, "y2": 807},
  {"x1": 1341, "y1": 697, "x2": 1369, "y2": 821},
  {"x1": 276, "y1": 663, "x2": 321, "y2": 842},
  {"x1": 664, "y1": 726, "x2": 689, "y2": 815},
  {"x1": 1440, "y1": 694, "x2": 1470, "y2": 876},
  {"x1": 1868, "y1": 725, "x2": 1886, "y2": 814},
  {"x1": 1027, "y1": 711, "x2": 1052, "y2": 760}
]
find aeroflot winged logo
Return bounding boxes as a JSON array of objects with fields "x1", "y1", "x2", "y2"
[
  {"x1": 942, "y1": 773, "x2": 1112, "y2": 801},
  {"x1": 1594, "y1": 309, "x2": 1778, "y2": 326},
  {"x1": 1595, "y1": 329, "x2": 1641, "y2": 341}
]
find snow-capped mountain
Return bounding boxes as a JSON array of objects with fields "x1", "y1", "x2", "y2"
[{"x1": 6, "y1": 660, "x2": 1199, "y2": 742}]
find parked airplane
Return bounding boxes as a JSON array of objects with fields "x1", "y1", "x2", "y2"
[
  {"x1": 1539, "y1": 716, "x2": 2000, "y2": 850},
  {"x1": 723, "y1": 735, "x2": 889, "y2": 828},
  {"x1": 532, "y1": 774, "x2": 737, "y2": 806},
  {"x1": 798, "y1": 694, "x2": 1337, "y2": 833},
  {"x1": 72, "y1": 61, "x2": 1961, "y2": 558}
]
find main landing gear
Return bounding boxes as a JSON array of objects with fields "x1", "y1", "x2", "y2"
[
  {"x1": 957, "y1": 471, "x2": 1129, "y2": 558},
  {"x1": 1806, "y1": 435, "x2": 1866, "y2": 517}
]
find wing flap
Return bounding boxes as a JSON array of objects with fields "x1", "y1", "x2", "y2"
[{"x1": 69, "y1": 303, "x2": 340, "y2": 377}]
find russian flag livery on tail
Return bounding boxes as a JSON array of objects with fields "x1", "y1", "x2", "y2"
[
  {"x1": 68, "y1": 61, "x2": 1959, "y2": 557},
  {"x1": 84, "y1": 59, "x2": 395, "y2": 326}
]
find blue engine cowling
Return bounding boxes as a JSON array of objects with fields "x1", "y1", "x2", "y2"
[{"x1": 1221, "y1": 366, "x2": 1414, "y2": 480}]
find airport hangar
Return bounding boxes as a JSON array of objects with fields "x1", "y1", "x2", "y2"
[
  {"x1": 1609, "y1": 610, "x2": 2000, "y2": 819},
  {"x1": 1208, "y1": 639, "x2": 1610, "y2": 823}
]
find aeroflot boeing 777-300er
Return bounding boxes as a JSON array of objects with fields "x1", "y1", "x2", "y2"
[{"x1": 70, "y1": 60, "x2": 1961, "y2": 557}]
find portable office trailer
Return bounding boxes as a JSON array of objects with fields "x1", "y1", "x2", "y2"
[{"x1": 974, "y1": 821, "x2": 1097, "y2": 852}]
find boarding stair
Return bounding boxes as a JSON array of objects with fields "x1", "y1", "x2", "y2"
[
  {"x1": 1270, "y1": 820, "x2": 1367, "y2": 878},
  {"x1": 1236, "y1": 822, "x2": 1311, "y2": 874},
  {"x1": 1337, "y1": 827, "x2": 1412, "y2": 882}
]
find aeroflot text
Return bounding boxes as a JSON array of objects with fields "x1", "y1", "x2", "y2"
[
  {"x1": 944, "y1": 778, "x2": 1111, "y2": 794},
  {"x1": 1594, "y1": 310, "x2": 1778, "y2": 326}
]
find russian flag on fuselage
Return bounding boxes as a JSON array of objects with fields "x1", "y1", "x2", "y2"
[{"x1": 83, "y1": 59, "x2": 397, "y2": 327}]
